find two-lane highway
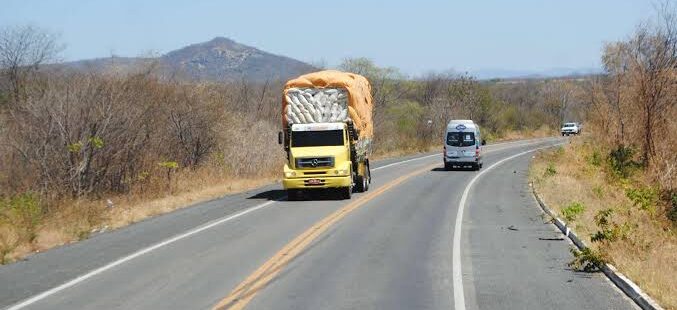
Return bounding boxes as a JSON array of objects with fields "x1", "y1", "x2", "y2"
[{"x1": 0, "y1": 138, "x2": 636, "y2": 310}]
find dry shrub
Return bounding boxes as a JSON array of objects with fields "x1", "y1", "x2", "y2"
[
  {"x1": 0, "y1": 69, "x2": 290, "y2": 261},
  {"x1": 0, "y1": 71, "x2": 262, "y2": 199},
  {"x1": 216, "y1": 116, "x2": 284, "y2": 177},
  {"x1": 532, "y1": 139, "x2": 677, "y2": 308},
  {"x1": 587, "y1": 4, "x2": 676, "y2": 195}
]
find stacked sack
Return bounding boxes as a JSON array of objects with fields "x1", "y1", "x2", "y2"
[{"x1": 284, "y1": 88, "x2": 349, "y2": 124}]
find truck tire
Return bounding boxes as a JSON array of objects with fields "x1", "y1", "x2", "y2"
[
  {"x1": 355, "y1": 175, "x2": 363, "y2": 192},
  {"x1": 341, "y1": 187, "x2": 352, "y2": 199},
  {"x1": 287, "y1": 189, "x2": 300, "y2": 201},
  {"x1": 355, "y1": 175, "x2": 367, "y2": 192},
  {"x1": 364, "y1": 166, "x2": 371, "y2": 191}
]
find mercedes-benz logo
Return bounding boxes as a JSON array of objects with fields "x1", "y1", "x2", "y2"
[{"x1": 311, "y1": 159, "x2": 319, "y2": 167}]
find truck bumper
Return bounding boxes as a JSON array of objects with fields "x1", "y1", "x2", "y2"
[{"x1": 283, "y1": 175, "x2": 352, "y2": 189}]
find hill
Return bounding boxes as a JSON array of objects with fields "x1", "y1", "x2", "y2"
[{"x1": 62, "y1": 37, "x2": 315, "y2": 82}]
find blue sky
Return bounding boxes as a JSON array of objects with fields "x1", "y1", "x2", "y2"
[{"x1": 0, "y1": 0, "x2": 656, "y2": 76}]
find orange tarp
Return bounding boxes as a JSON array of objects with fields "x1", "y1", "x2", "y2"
[{"x1": 282, "y1": 70, "x2": 374, "y2": 139}]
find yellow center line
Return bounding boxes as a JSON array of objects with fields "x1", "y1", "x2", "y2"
[
  {"x1": 212, "y1": 162, "x2": 439, "y2": 310},
  {"x1": 212, "y1": 140, "x2": 552, "y2": 310}
]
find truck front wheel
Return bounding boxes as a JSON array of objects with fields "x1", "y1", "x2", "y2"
[
  {"x1": 341, "y1": 187, "x2": 352, "y2": 199},
  {"x1": 287, "y1": 189, "x2": 301, "y2": 201},
  {"x1": 355, "y1": 175, "x2": 368, "y2": 192}
]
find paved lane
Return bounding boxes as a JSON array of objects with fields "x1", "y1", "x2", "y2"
[
  {"x1": 463, "y1": 153, "x2": 635, "y2": 310},
  {"x1": 0, "y1": 138, "x2": 636, "y2": 310},
  {"x1": 245, "y1": 139, "x2": 635, "y2": 310}
]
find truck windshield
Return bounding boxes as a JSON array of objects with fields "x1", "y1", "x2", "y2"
[
  {"x1": 447, "y1": 132, "x2": 475, "y2": 147},
  {"x1": 292, "y1": 130, "x2": 344, "y2": 147}
]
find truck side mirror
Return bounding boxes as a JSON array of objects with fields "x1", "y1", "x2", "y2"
[
  {"x1": 278, "y1": 131, "x2": 283, "y2": 145},
  {"x1": 481, "y1": 139, "x2": 486, "y2": 146}
]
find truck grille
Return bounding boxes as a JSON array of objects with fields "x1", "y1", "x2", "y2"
[{"x1": 296, "y1": 157, "x2": 334, "y2": 168}]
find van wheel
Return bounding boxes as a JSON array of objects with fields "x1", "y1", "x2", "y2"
[{"x1": 444, "y1": 162, "x2": 452, "y2": 171}]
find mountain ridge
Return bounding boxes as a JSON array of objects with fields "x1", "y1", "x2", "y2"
[{"x1": 62, "y1": 37, "x2": 316, "y2": 82}]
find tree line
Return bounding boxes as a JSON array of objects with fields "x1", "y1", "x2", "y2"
[
  {"x1": 0, "y1": 26, "x2": 571, "y2": 205},
  {"x1": 586, "y1": 2, "x2": 676, "y2": 197}
]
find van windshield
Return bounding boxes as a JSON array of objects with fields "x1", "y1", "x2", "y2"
[
  {"x1": 292, "y1": 130, "x2": 344, "y2": 147},
  {"x1": 447, "y1": 132, "x2": 475, "y2": 147}
]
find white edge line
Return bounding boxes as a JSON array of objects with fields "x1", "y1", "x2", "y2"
[
  {"x1": 6, "y1": 137, "x2": 559, "y2": 309},
  {"x1": 452, "y1": 142, "x2": 563, "y2": 310},
  {"x1": 6, "y1": 200, "x2": 276, "y2": 310}
]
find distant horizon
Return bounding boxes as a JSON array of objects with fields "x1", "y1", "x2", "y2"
[
  {"x1": 1, "y1": 0, "x2": 656, "y2": 78},
  {"x1": 57, "y1": 35, "x2": 604, "y2": 80}
]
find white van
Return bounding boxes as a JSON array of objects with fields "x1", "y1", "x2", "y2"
[{"x1": 443, "y1": 120, "x2": 485, "y2": 170}]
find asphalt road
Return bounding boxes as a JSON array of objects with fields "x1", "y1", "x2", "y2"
[{"x1": 0, "y1": 138, "x2": 637, "y2": 310}]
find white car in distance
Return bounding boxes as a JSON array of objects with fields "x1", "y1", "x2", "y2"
[{"x1": 561, "y1": 122, "x2": 581, "y2": 136}]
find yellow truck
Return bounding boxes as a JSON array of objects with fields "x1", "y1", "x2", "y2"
[{"x1": 278, "y1": 70, "x2": 374, "y2": 200}]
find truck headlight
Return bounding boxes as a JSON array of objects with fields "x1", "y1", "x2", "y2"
[
  {"x1": 285, "y1": 171, "x2": 297, "y2": 178},
  {"x1": 334, "y1": 169, "x2": 348, "y2": 176}
]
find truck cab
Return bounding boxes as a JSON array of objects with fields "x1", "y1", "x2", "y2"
[{"x1": 280, "y1": 122, "x2": 370, "y2": 200}]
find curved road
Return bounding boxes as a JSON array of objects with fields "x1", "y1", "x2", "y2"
[{"x1": 0, "y1": 138, "x2": 637, "y2": 310}]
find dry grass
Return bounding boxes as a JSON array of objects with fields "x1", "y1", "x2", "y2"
[
  {"x1": 106, "y1": 177, "x2": 277, "y2": 229},
  {"x1": 530, "y1": 136, "x2": 676, "y2": 309},
  {"x1": 499, "y1": 125, "x2": 556, "y2": 141},
  {"x1": 2, "y1": 170, "x2": 278, "y2": 263}
]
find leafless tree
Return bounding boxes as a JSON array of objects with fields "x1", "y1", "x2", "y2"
[
  {"x1": 0, "y1": 25, "x2": 63, "y2": 103},
  {"x1": 339, "y1": 58, "x2": 412, "y2": 148},
  {"x1": 583, "y1": 1, "x2": 676, "y2": 189},
  {"x1": 626, "y1": 2, "x2": 676, "y2": 165},
  {"x1": 600, "y1": 42, "x2": 632, "y2": 144}
]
